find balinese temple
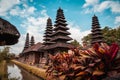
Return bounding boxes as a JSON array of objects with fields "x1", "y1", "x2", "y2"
[
  {"x1": 19, "y1": 33, "x2": 44, "y2": 64},
  {"x1": 30, "y1": 36, "x2": 35, "y2": 46},
  {"x1": 0, "y1": 18, "x2": 20, "y2": 46},
  {"x1": 49, "y1": 8, "x2": 73, "y2": 54},
  {"x1": 41, "y1": 18, "x2": 54, "y2": 64},
  {"x1": 22, "y1": 42, "x2": 43, "y2": 65},
  {"x1": 19, "y1": 33, "x2": 30, "y2": 62},
  {"x1": 43, "y1": 18, "x2": 54, "y2": 45},
  {"x1": 91, "y1": 15, "x2": 103, "y2": 44},
  {"x1": 42, "y1": 18, "x2": 54, "y2": 55},
  {"x1": 23, "y1": 33, "x2": 29, "y2": 51},
  {"x1": 19, "y1": 8, "x2": 73, "y2": 65}
]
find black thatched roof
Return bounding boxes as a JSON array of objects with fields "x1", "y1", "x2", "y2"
[
  {"x1": 0, "y1": 17, "x2": 20, "y2": 45},
  {"x1": 41, "y1": 42, "x2": 74, "y2": 50},
  {"x1": 22, "y1": 42, "x2": 44, "y2": 54},
  {"x1": 50, "y1": 36, "x2": 72, "y2": 41},
  {"x1": 91, "y1": 15, "x2": 103, "y2": 44},
  {"x1": 42, "y1": 8, "x2": 73, "y2": 52}
]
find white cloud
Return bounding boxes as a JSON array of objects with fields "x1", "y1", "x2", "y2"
[
  {"x1": 83, "y1": 0, "x2": 120, "y2": 13},
  {"x1": 10, "y1": 17, "x2": 90, "y2": 54},
  {"x1": 83, "y1": 8, "x2": 93, "y2": 14},
  {"x1": 30, "y1": 0, "x2": 33, "y2": 2},
  {"x1": 27, "y1": 7, "x2": 36, "y2": 14},
  {"x1": 68, "y1": 22, "x2": 91, "y2": 44},
  {"x1": 20, "y1": 10, "x2": 48, "y2": 50},
  {"x1": 0, "y1": 0, "x2": 20, "y2": 16},
  {"x1": 109, "y1": 1, "x2": 120, "y2": 13},
  {"x1": 5, "y1": 9, "x2": 48, "y2": 55},
  {"x1": 83, "y1": 0, "x2": 99, "y2": 8},
  {"x1": 9, "y1": 6, "x2": 20, "y2": 16},
  {"x1": 94, "y1": 1, "x2": 109, "y2": 12},
  {"x1": 0, "y1": 0, "x2": 91, "y2": 55},
  {"x1": 115, "y1": 16, "x2": 120, "y2": 24},
  {"x1": 9, "y1": 5, "x2": 36, "y2": 18},
  {"x1": 39, "y1": 4, "x2": 46, "y2": 8},
  {"x1": 10, "y1": 34, "x2": 26, "y2": 54},
  {"x1": 97, "y1": 1, "x2": 120, "y2": 13},
  {"x1": 0, "y1": 0, "x2": 37, "y2": 17},
  {"x1": 41, "y1": 10, "x2": 48, "y2": 16}
]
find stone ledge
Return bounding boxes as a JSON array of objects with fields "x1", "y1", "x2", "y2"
[{"x1": 11, "y1": 60, "x2": 46, "y2": 80}]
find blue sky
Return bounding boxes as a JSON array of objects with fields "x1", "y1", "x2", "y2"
[{"x1": 0, "y1": 0, "x2": 120, "y2": 54}]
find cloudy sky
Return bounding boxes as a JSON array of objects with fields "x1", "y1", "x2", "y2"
[{"x1": 0, "y1": 0, "x2": 120, "y2": 55}]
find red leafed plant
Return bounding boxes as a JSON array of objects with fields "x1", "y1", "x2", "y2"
[{"x1": 46, "y1": 43, "x2": 119, "y2": 80}]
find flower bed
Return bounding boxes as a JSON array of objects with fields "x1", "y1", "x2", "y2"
[{"x1": 46, "y1": 43, "x2": 120, "y2": 80}]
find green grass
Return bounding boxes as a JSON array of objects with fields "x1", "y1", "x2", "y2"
[{"x1": 11, "y1": 60, "x2": 46, "y2": 80}]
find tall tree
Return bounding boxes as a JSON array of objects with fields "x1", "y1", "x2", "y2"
[
  {"x1": 82, "y1": 34, "x2": 91, "y2": 45},
  {"x1": 0, "y1": 47, "x2": 10, "y2": 61},
  {"x1": 82, "y1": 26, "x2": 120, "y2": 45},
  {"x1": 70, "y1": 39, "x2": 82, "y2": 48}
]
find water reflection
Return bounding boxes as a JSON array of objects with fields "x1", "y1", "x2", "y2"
[
  {"x1": 7, "y1": 62, "x2": 43, "y2": 80},
  {"x1": 7, "y1": 64, "x2": 22, "y2": 80}
]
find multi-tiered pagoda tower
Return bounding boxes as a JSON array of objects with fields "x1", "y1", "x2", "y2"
[
  {"x1": 91, "y1": 15, "x2": 103, "y2": 44},
  {"x1": 23, "y1": 33, "x2": 29, "y2": 51},
  {"x1": 30, "y1": 36, "x2": 35, "y2": 46},
  {"x1": 42, "y1": 18, "x2": 54, "y2": 64},
  {"x1": 43, "y1": 18, "x2": 53, "y2": 45},
  {"x1": 50, "y1": 8, "x2": 73, "y2": 53}
]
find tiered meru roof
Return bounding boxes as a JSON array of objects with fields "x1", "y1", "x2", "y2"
[
  {"x1": 23, "y1": 33, "x2": 29, "y2": 51},
  {"x1": 30, "y1": 36, "x2": 35, "y2": 46},
  {"x1": 43, "y1": 18, "x2": 54, "y2": 45},
  {"x1": 48, "y1": 8, "x2": 73, "y2": 49},
  {"x1": 91, "y1": 15, "x2": 103, "y2": 44}
]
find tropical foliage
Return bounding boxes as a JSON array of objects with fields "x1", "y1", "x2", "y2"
[
  {"x1": 82, "y1": 26, "x2": 120, "y2": 46},
  {"x1": 70, "y1": 39, "x2": 82, "y2": 48},
  {"x1": 0, "y1": 47, "x2": 15, "y2": 62},
  {"x1": 46, "y1": 43, "x2": 119, "y2": 80}
]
